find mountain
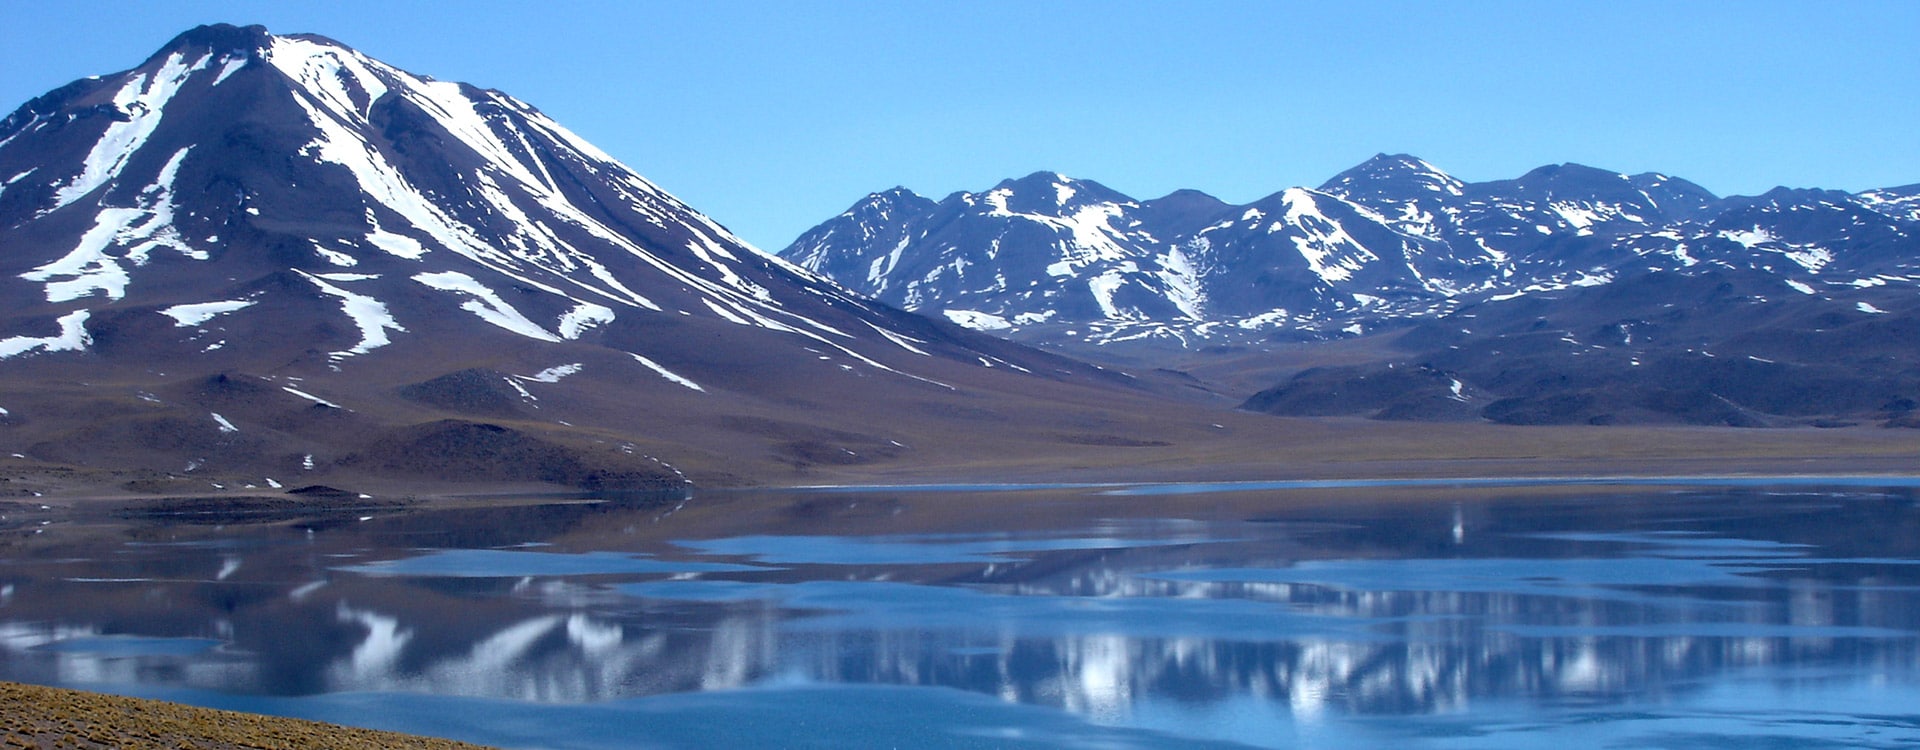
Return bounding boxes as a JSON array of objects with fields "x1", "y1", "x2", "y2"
[
  {"x1": 783, "y1": 156, "x2": 1920, "y2": 427},
  {"x1": 782, "y1": 167, "x2": 1482, "y2": 346},
  {"x1": 782, "y1": 155, "x2": 1920, "y2": 349},
  {"x1": 784, "y1": 171, "x2": 1218, "y2": 334},
  {"x1": 0, "y1": 24, "x2": 1236, "y2": 492}
]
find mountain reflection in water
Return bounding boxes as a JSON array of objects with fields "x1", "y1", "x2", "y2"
[{"x1": 1, "y1": 484, "x2": 1918, "y2": 748}]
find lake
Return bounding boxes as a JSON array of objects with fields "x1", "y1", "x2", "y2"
[{"x1": 3, "y1": 479, "x2": 1919, "y2": 748}]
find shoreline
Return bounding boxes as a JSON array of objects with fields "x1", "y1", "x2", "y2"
[
  {"x1": 8, "y1": 416, "x2": 1920, "y2": 507},
  {"x1": 9, "y1": 456, "x2": 1920, "y2": 518}
]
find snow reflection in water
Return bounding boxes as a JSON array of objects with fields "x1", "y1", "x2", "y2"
[{"x1": 0, "y1": 484, "x2": 1917, "y2": 748}]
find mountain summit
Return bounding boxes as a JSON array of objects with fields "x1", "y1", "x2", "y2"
[{"x1": 0, "y1": 25, "x2": 1199, "y2": 489}]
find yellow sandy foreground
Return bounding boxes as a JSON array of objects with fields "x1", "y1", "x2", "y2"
[{"x1": 0, "y1": 682, "x2": 492, "y2": 750}]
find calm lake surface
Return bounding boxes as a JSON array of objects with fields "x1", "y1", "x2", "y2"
[{"x1": 3, "y1": 480, "x2": 1920, "y2": 748}]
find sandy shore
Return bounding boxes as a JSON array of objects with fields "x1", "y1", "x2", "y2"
[
  {"x1": 8, "y1": 423, "x2": 1920, "y2": 514},
  {"x1": 0, "y1": 681, "x2": 492, "y2": 750}
]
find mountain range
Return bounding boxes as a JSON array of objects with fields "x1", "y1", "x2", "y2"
[
  {"x1": 781, "y1": 158, "x2": 1920, "y2": 427},
  {"x1": 0, "y1": 24, "x2": 1258, "y2": 493},
  {"x1": 782, "y1": 156, "x2": 1920, "y2": 345}
]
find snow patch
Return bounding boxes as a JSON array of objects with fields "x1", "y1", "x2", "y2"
[
  {"x1": 211, "y1": 54, "x2": 249, "y2": 86},
  {"x1": 297, "y1": 271, "x2": 404, "y2": 358},
  {"x1": 1782, "y1": 247, "x2": 1833, "y2": 273},
  {"x1": 211, "y1": 413, "x2": 238, "y2": 433},
  {"x1": 867, "y1": 236, "x2": 912, "y2": 286},
  {"x1": 1858, "y1": 302, "x2": 1888, "y2": 314},
  {"x1": 557, "y1": 302, "x2": 615, "y2": 339},
  {"x1": 50, "y1": 52, "x2": 208, "y2": 210},
  {"x1": 24, "y1": 147, "x2": 200, "y2": 302},
  {"x1": 1784, "y1": 279, "x2": 1816, "y2": 295},
  {"x1": 1719, "y1": 227, "x2": 1776, "y2": 248},
  {"x1": 1235, "y1": 309, "x2": 1291, "y2": 330},
  {"x1": 504, "y1": 377, "x2": 538, "y2": 403},
  {"x1": 1087, "y1": 267, "x2": 1137, "y2": 319},
  {"x1": 160, "y1": 299, "x2": 256, "y2": 327},
  {"x1": 1154, "y1": 246, "x2": 1204, "y2": 319},
  {"x1": 0, "y1": 311, "x2": 92, "y2": 359},
  {"x1": 943, "y1": 310, "x2": 1012, "y2": 331},
  {"x1": 523, "y1": 364, "x2": 583, "y2": 383},
  {"x1": 1281, "y1": 189, "x2": 1376, "y2": 284},
  {"x1": 412, "y1": 271, "x2": 561, "y2": 342},
  {"x1": 630, "y1": 353, "x2": 704, "y2": 392},
  {"x1": 1548, "y1": 202, "x2": 1605, "y2": 232},
  {"x1": 365, "y1": 228, "x2": 427, "y2": 260},
  {"x1": 313, "y1": 244, "x2": 358, "y2": 267},
  {"x1": 864, "y1": 322, "x2": 931, "y2": 356},
  {"x1": 281, "y1": 386, "x2": 342, "y2": 408}
]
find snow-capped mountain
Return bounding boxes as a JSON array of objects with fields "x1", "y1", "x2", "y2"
[
  {"x1": 785, "y1": 172, "x2": 1217, "y2": 333},
  {"x1": 783, "y1": 168, "x2": 1483, "y2": 345},
  {"x1": 784, "y1": 154, "x2": 1920, "y2": 349},
  {"x1": 0, "y1": 23, "x2": 925, "y2": 369},
  {"x1": 0, "y1": 24, "x2": 1187, "y2": 488}
]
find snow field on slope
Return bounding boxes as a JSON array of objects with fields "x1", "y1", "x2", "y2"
[
  {"x1": 161, "y1": 299, "x2": 257, "y2": 327},
  {"x1": 0, "y1": 311, "x2": 93, "y2": 359}
]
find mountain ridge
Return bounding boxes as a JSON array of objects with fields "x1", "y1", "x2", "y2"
[
  {"x1": 781, "y1": 156, "x2": 1920, "y2": 428},
  {"x1": 782, "y1": 156, "x2": 1920, "y2": 349}
]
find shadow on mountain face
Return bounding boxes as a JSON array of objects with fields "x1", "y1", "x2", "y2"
[{"x1": 1242, "y1": 270, "x2": 1920, "y2": 428}]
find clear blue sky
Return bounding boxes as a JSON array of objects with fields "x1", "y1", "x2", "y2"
[{"x1": 4, "y1": 1, "x2": 1917, "y2": 251}]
